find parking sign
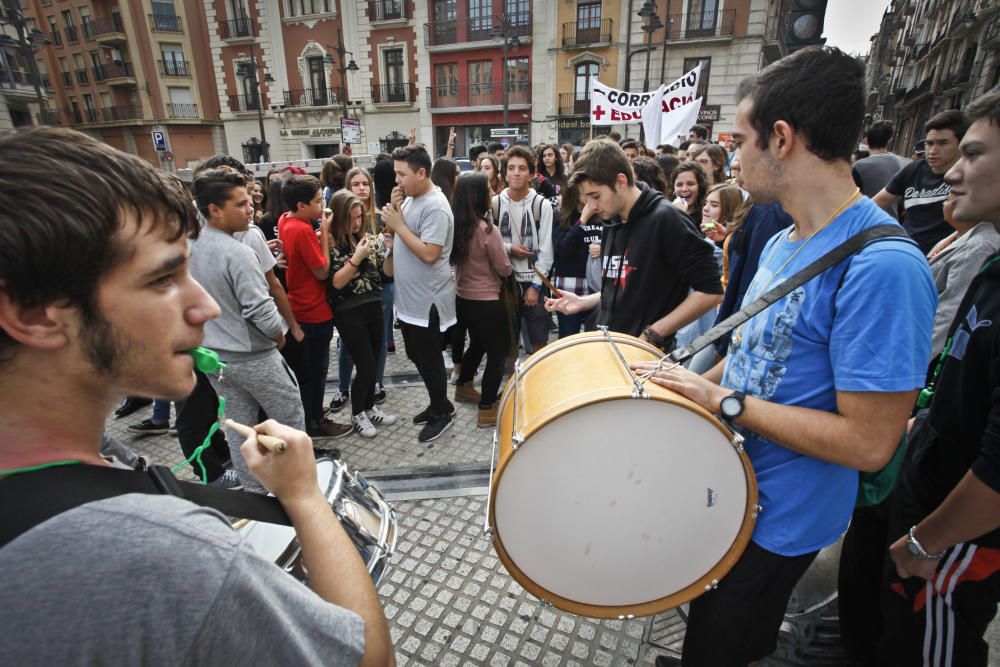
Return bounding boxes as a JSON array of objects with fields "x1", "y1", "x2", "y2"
[{"x1": 151, "y1": 131, "x2": 166, "y2": 151}]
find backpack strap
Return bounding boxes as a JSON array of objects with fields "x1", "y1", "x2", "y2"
[{"x1": 491, "y1": 194, "x2": 501, "y2": 226}]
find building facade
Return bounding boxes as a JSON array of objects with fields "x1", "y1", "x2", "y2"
[
  {"x1": 7, "y1": 0, "x2": 223, "y2": 169},
  {"x1": 865, "y1": 0, "x2": 1000, "y2": 156}
]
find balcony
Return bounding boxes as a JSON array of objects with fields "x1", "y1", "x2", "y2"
[
  {"x1": 159, "y1": 60, "x2": 191, "y2": 77},
  {"x1": 0, "y1": 69, "x2": 44, "y2": 99},
  {"x1": 93, "y1": 62, "x2": 136, "y2": 86},
  {"x1": 75, "y1": 68, "x2": 89, "y2": 84},
  {"x1": 39, "y1": 109, "x2": 62, "y2": 125},
  {"x1": 167, "y1": 103, "x2": 198, "y2": 119},
  {"x1": 562, "y1": 19, "x2": 613, "y2": 48},
  {"x1": 90, "y1": 16, "x2": 127, "y2": 44},
  {"x1": 149, "y1": 13, "x2": 183, "y2": 33},
  {"x1": 219, "y1": 17, "x2": 256, "y2": 41},
  {"x1": 372, "y1": 82, "x2": 416, "y2": 104},
  {"x1": 228, "y1": 93, "x2": 262, "y2": 112},
  {"x1": 427, "y1": 81, "x2": 530, "y2": 110},
  {"x1": 369, "y1": 0, "x2": 409, "y2": 22},
  {"x1": 665, "y1": 9, "x2": 736, "y2": 40},
  {"x1": 102, "y1": 105, "x2": 142, "y2": 122},
  {"x1": 283, "y1": 87, "x2": 346, "y2": 108},
  {"x1": 50, "y1": 30, "x2": 62, "y2": 46},
  {"x1": 558, "y1": 92, "x2": 590, "y2": 116},
  {"x1": 424, "y1": 12, "x2": 531, "y2": 49}
]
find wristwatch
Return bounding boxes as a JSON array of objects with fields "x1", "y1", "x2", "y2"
[
  {"x1": 906, "y1": 526, "x2": 946, "y2": 560},
  {"x1": 719, "y1": 391, "x2": 746, "y2": 420},
  {"x1": 531, "y1": 283, "x2": 543, "y2": 292}
]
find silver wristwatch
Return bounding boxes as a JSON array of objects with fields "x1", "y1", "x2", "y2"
[{"x1": 906, "y1": 526, "x2": 946, "y2": 560}]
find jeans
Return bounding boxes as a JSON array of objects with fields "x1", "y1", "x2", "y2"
[
  {"x1": 334, "y1": 302, "x2": 383, "y2": 416},
  {"x1": 376, "y1": 282, "x2": 394, "y2": 384},
  {"x1": 151, "y1": 398, "x2": 172, "y2": 424},
  {"x1": 299, "y1": 319, "x2": 334, "y2": 427},
  {"x1": 457, "y1": 297, "x2": 509, "y2": 407},
  {"x1": 400, "y1": 305, "x2": 453, "y2": 417},
  {"x1": 556, "y1": 308, "x2": 598, "y2": 339}
]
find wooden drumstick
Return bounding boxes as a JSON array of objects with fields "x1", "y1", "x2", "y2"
[
  {"x1": 532, "y1": 267, "x2": 562, "y2": 298},
  {"x1": 223, "y1": 419, "x2": 287, "y2": 454}
]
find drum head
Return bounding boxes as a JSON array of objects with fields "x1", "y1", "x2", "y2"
[{"x1": 493, "y1": 398, "x2": 749, "y2": 612}]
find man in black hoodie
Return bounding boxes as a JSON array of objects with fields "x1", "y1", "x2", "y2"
[
  {"x1": 544, "y1": 138, "x2": 723, "y2": 348},
  {"x1": 878, "y1": 88, "x2": 1000, "y2": 666}
]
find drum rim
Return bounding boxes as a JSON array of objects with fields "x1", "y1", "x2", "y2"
[{"x1": 489, "y1": 332, "x2": 759, "y2": 618}]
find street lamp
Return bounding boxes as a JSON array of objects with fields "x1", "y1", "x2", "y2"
[
  {"x1": 0, "y1": 7, "x2": 51, "y2": 124},
  {"x1": 491, "y1": 22, "x2": 520, "y2": 129},
  {"x1": 235, "y1": 43, "x2": 273, "y2": 162},
  {"x1": 637, "y1": 1, "x2": 663, "y2": 92},
  {"x1": 324, "y1": 29, "x2": 359, "y2": 150}
]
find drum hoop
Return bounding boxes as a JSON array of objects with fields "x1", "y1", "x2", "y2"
[{"x1": 489, "y1": 334, "x2": 759, "y2": 618}]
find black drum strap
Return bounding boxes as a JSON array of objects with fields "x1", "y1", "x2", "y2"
[{"x1": 0, "y1": 464, "x2": 291, "y2": 549}]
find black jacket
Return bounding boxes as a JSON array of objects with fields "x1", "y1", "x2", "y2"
[{"x1": 598, "y1": 183, "x2": 723, "y2": 337}]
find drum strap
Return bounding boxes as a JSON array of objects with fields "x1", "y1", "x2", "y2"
[
  {"x1": 0, "y1": 464, "x2": 291, "y2": 549},
  {"x1": 668, "y1": 224, "x2": 913, "y2": 363}
]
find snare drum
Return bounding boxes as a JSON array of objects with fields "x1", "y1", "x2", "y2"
[
  {"x1": 239, "y1": 458, "x2": 397, "y2": 585},
  {"x1": 488, "y1": 330, "x2": 758, "y2": 618}
]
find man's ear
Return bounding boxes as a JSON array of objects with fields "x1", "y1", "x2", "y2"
[
  {"x1": 771, "y1": 120, "x2": 796, "y2": 158},
  {"x1": 616, "y1": 172, "x2": 629, "y2": 192},
  {"x1": 0, "y1": 289, "x2": 73, "y2": 351}
]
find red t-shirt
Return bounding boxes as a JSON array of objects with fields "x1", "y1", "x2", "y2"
[{"x1": 279, "y1": 214, "x2": 332, "y2": 323}]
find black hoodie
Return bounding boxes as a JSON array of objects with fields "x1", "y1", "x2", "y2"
[
  {"x1": 898, "y1": 250, "x2": 1000, "y2": 546},
  {"x1": 598, "y1": 183, "x2": 723, "y2": 337}
]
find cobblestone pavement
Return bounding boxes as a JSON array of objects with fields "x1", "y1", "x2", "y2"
[{"x1": 106, "y1": 328, "x2": 1000, "y2": 666}]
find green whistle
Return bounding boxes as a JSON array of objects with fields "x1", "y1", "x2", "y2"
[
  {"x1": 916, "y1": 387, "x2": 933, "y2": 409},
  {"x1": 188, "y1": 346, "x2": 226, "y2": 374}
]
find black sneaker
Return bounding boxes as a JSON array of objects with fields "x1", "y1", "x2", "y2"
[
  {"x1": 412, "y1": 405, "x2": 455, "y2": 425},
  {"x1": 654, "y1": 656, "x2": 682, "y2": 667},
  {"x1": 374, "y1": 383, "x2": 387, "y2": 405},
  {"x1": 327, "y1": 390, "x2": 349, "y2": 413},
  {"x1": 127, "y1": 418, "x2": 170, "y2": 436},
  {"x1": 208, "y1": 469, "x2": 243, "y2": 490},
  {"x1": 115, "y1": 396, "x2": 152, "y2": 419},
  {"x1": 418, "y1": 412, "x2": 453, "y2": 443}
]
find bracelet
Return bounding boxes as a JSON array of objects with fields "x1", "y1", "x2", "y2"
[
  {"x1": 907, "y1": 526, "x2": 947, "y2": 560},
  {"x1": 347, "y1": 258, "x2": 360, "y2": 268}
]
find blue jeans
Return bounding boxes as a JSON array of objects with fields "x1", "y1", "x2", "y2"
[
  {"x1": 556, "y1": 308, "x2": 597, "y2": 339},
  {"x1": 152, "y1": 398, "x2": 172, "y2": 424}
]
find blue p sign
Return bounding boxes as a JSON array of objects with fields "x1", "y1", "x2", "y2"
[{"x1": 151, "y1": 131, "x2": 166, "y2": 151}]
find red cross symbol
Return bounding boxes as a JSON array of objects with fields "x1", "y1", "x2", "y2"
[{"x1": 592, "y1": 105, "x2": 606, "y2": 121}]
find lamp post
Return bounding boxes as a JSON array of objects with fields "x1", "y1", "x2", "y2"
[
  {"x1": 236, "y1": 42, "x2": 273, "y2": 162},
  {"x1": 324, "y1": 29, "x2": 359, "y2": 149},
  {"x1": 491, "y1": 21, "x2": 521, "y2": 130},
  {"x1": 637, "y1": 1, "x2": 663, "y2": 93},
  {"x1": 0, "y1": 6, "x2": 51, "y2": 124}
]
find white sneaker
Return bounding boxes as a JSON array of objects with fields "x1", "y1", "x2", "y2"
[
  {"x1": 366, "y1": 406, "x2": 397, "y2": 425},
  {"x1": 351, "y1": 412, "x2": 376, "y2": 438},
  {"x1": 449, "y1": 369, "x2": 460, "y2": 385},
  {"x1": 442, "y1": 351, "x2": 454, "y2": 370}
]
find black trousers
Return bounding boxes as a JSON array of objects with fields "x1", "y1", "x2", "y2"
[
  {"x1": 334, "y1": 301, "x2": 383, "y2": 416},
  {"x1": 174, "y1": 370, "x2": 230, "y2": 482},
  {"x1": 838, "y1": 501, "x2": 891, "y2": 665},
  {"x1": 400, "y1": 305, "x2": 453, "y2": 417},
  {"x1": 456, "y1": 297, "x2": 509, "y2": 407},
  {"x1": 298, "y1": 319, "x2": 334, "y2": 427}
]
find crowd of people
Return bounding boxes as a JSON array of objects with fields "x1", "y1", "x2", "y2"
[{"x1": 1, "y1": 43, "x2": 999, "y2": 665}]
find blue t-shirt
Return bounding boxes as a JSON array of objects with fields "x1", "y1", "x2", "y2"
[{"x1": 721, "y1": 197, "x2": 936, "y2": 556}]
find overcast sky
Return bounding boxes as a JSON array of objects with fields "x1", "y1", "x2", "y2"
[{"x1": 822, "y1": 0, "x2": 892, "y2": 56}]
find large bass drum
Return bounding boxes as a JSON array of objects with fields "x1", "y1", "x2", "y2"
[{"x1": 488, "y1": 331, "x2": 758, "y2": 619}]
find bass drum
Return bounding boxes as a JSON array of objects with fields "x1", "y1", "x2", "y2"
[
  {"x1": 488, "y1": 331, "x2": 758, "y2": 619},
  {"x1": 238, "y1": 457, "x2": 397, "y2": 586}
]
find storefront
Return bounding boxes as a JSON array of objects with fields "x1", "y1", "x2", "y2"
[
  {"x1": 433, "y1": 123, "x2": 530, "y2": 159},
  {"x1": 557, "y1": 117, "x2": 592, "y2": 148}
]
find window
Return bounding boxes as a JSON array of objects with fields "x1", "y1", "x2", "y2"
[
  {"x1": 79, "y1": 6, "x2": 93, "y2": 38},
  {"x1": 82, "y1": 93, "x2": 97, "y2": 122},
  {"x1": 307, "y1": 56, "x2": 327, "y2": 105},
  {"x1": 505, "y1": 56, "x2": 529, "y2": 103},
  {"x1": 49, "y1": 17, "x2": 61, "y2": 45},
  {"x1": 505, "y1": 0, "x2": 529, "y2": 28},
  {"x1": 161, "y1": 44, "x2": 186, "y2": 76},
  {"x1": 61, "y1": 9, "x2": 74, "y2": 27},
  {"x1": 168, "y1": 86, "x2": 197, "y2": 118},
  {"x1": 152, "y1": 0, "x2": 176, "y2": 14},
  {"x1": 574, "y1": 61, "x2": 598, "y2": 102},
  {"x1": 434, "y1": 62, "x2": 457, "y2": 99},
  {"x1": 383, "y1": 47, "x2": 405, "y2": 101},
  {"x1": 89, "y1": 51, "x2": 101, "y2": 77},
  {"x1": 229, "y1": 0, "x2": 249, "y2": 19},
  {"x1": 468, "y1": 0, "x2": 492, "y2": 41},
  {"x1": 682, "y1": 57, "x2": 710, "y2": 100},
  {"x1": 69, "y1": 97, "x2": 81, "y2": 123},
  {"x1": 286, "y1": 0, "x2": 332, "y2": 17},
  {"x1": 687, "y1": 0, "x2": 719, "y2": 34},
  {"x1": 469, "y1": 60, "x2": 493, "y2": 103},
  {"x1": 433, "y1": 0, "x2": 456, "y2": 22}
]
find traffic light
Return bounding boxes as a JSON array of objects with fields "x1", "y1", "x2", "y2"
[{"x1": 783, "y1": 0, "x2": 828, "y2": 53}]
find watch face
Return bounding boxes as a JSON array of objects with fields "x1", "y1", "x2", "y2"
[
  {"x1": 721, "y1": 396, "x2": 740, "y2": 418},
  {"x1": 906, "y1": 539, "x2": 921, "y2": 558}
]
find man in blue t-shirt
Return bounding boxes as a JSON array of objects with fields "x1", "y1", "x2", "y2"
[{"x1": 636, "y1": 47, "x2": 936, "y2": 667}]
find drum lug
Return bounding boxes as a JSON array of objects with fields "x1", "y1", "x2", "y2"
[
  {"x1": 752, "y1": 504, "x2": 763, "y2": 519},
  {"x1": 617, "y1": 614, "x2": 636, "y2": 620},
  {"x1": 704, "y1": 578, "x2": 719, "y2": 591},
  {"x1": 511, "y1": 434, "x2": 524, "y2": 450},
  {"x1": 730, "y1": 432, "x2": 745, "y2": 453}
]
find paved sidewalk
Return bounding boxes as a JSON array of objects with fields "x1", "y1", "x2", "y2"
[{"x1": 107, "y1": 328, "x2": 1000, "y2": 666}]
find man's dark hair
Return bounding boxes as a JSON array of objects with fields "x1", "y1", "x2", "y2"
[
  {"x1": 469, "y1": 144, "x2": 488, "y2": 163},
  {"x1": 736, "y1": 46, "x2": 865, "y2": 162},
  {"x1": 502, "y1": 145, "x2": 536, "y2": 175},
  {"x1": 487, "y1": 142, "x2": 505, "y2": 154},
  {"x1": 195, "y1": 154, "x2": 251, "y2": 177},
  {"x1": 391, "y1": 144, "x2": 432, "y2": 175},
  {"x1": 372, "y1": 156, "x2": 396, "y2": 208},
  {"x1": 864, "y1": 120, "x2": 895, "y2": 149},
  {"x1": 678, "y1": 140, "x2": 692, "y2": 152},
  {"x1": 620, "y1": 138, "x2": 640, "y2": 152},
  {"x1": 282, "y1": 174, "x2": 322, "y2": 211},
  {"x1": 689, "y1": 124, "x2": 709, "y2": 139},
  {"x1": 607, "y1": 131, "x2": 622, "y2": 142},
  {"x1": 925, "y1": 109, "x2": 970, "y2": 141},
  {"x1": 656, "y1": 154, "x2": 680, "y2": 183},
  {"x1": 569, "y1": 138, "x2": 634, "y2": 189},
  {"x1": 320, "y1": 158, "x2": 345, "y2": 191},
  {"x1": 632, "y1": 156, "x2": 668, "y2": 195},
  {"x1": 0, "y1": 127, "x2": 200, "y2": 364},
  {"x1": 193, "y1": 168, "x2": 249, "y2": 219},
  {"x1": 965, "y1": 87, "x2": 1000, "y2": 127},
  {"x1": 657, "y1": 144, "x2": 677, "y2": 155}
]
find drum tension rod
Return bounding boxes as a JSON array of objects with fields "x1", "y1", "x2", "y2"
[{"x1": 599, "y1": 326, "x2": 649, "y2": 399}]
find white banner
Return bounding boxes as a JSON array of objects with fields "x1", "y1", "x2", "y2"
[
  {"x1": 640, "y1": 85, "x2": 666, "y2": 149},
  {"x1": 659, "y1": 98, "x2": 704, "y2": 148},
  {"x1": 589, "y1": 64, "x2": 702, "y2": 127}
]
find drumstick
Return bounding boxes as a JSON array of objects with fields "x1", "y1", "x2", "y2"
[
  {"x1": 532, "y1": 267, "x2": 562, "y2": 298},
  {"x1": 223, "y1": 418, "x2": 287, "y2": 454}
]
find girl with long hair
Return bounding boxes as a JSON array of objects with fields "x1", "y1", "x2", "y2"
[
  {"x1": 552, "y1": 181, "x2": 602, "y2": 337},
  {"x1": 327, "y1": 190, "x2": 397, "y2": 438},
  {"x1": 689, "y1": 143, "x2": 729, "y2": 187},
  {"x1": 701, "y1": 183, "x2": 752, "y2": 288},
  {"x1": 450, "y1": 173, "x2": 513, "y2": 428},
  {"x1": 537, "y1": 144, "x2": 567, "y2": 196},
  {"x1": 560, "y1": 143, "x2": 576, "y2": 173},
  {"x1": 431, "y1": 157, "x2": 460, "y2": 202},
  {"x1": 478, "y1": 154, "x2": 502, "y2": 197},
  {"x1": 671, "y1": 161, "x2": 708, "y2": 226}
]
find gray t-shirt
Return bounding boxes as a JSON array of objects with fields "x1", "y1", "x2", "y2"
[
  {"x1": 0, "y1": 494, "x2": 365, "y2": 665},
  {"x1": 853, "y1": 152, "x2": 911, "y2": 218},
  {"x1": 393, "y1": 186, "x2": 457, "y2": 330}
]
